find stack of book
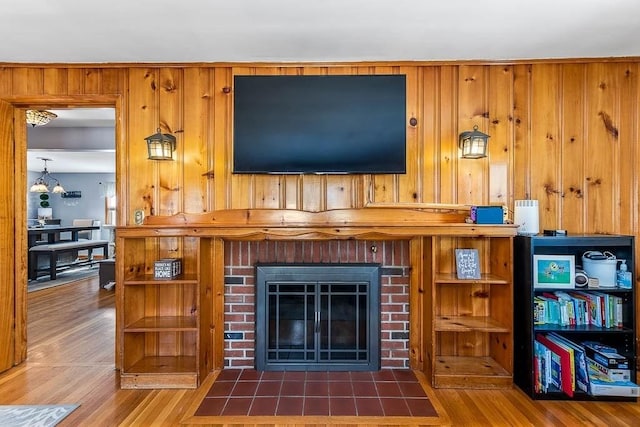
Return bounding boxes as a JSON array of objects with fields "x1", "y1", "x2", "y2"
[
  {"x1": 583, "y1": 341, "x2": 639, "y2": 397},
  {"x1": 534, "y1": 291, "x2": 623, "y2": 328},
  {"x1": 533, "y1": 333, "x2": 639, "y2": 397}
]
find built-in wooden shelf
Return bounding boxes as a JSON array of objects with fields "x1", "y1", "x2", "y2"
[
  {"x1": 434, "y1": 356, "x2": 512, "y2": 389},
  {"x1": 120, "y1": 356, "x2": 198, "y2": 389},
  {"x1": 435, "y1": 316, "x2": 510, "y2": 333},
  {"x1": 124, "y1": 316, "x2": 198, "y2": 332},
  {"x1": 117, "y1": 209, "x2": 517, "y2": 390},
  {"x1": 435, "y1": 273, "x2": 510, "y2": 285},
  {"x1": 122, "y1": 273, "x2": 198, "y2": 285},
  {"x1": 423, "y1": 234, "x2": 514, "y2": 389},
  {"x1": 118, "y1": 234, "x2": 213, "y2": 389}
]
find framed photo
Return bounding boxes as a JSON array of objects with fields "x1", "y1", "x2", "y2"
[
  {"x1": 533, "y1": 254, "x2": 575, "y2": 289},
  {"x1": 455, "y1": 248, "x2": 481, "y2": 280}
]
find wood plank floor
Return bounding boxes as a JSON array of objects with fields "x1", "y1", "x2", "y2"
[{"x1": 0, "y1": 276, "x2": 639, "y2": 426}]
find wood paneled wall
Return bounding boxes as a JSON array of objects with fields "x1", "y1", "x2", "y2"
[{"x1": 1, "y1": 61, "x2": 638, "y2": 234}]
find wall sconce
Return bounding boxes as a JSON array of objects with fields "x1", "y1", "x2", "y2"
[
  {"x1": 144, "y1": 128, "x2": 176, "y2": 160},
  {"x1": 458, "y1": 125, "x2": 490, "y2": 159}
]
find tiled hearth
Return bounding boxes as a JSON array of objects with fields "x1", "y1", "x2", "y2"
[{"x1": 195, "y1": 369, "x2": 437, "y2": 417}]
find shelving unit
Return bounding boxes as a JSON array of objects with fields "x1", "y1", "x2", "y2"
[
  {"x1": 117, "y1": 232, "x2": 213, "y2": 389},
  {"x1": 117, "y1": 210, "x2": 518, "y2": 389},
  {"x1": 424, "y1": 234, "x2": 514, "y2": 389},
  {"x1": 514, "y1": 234, "x2": 636, "y2": 400}
]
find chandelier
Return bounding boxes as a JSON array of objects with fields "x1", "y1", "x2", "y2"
[
  {"x1": 30, "y1": 157, "x2": 66, "y2": 193},
  {"x1": 26, "y1": 110, "x2": 57, "y2": 127}
]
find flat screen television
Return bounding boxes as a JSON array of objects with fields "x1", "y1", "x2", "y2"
[{"x1": 233, "y1": 74, "x2": 406, "y2": 174}]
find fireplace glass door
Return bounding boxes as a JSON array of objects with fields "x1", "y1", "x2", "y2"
[{"x1": 256, "y1": 264, "x2": 380, "y2": 371}]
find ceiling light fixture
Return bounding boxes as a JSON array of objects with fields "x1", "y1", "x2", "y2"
[
  {"x1": 26, "y1": 109, "x2": 57, "y2": 127},
  {"x1": 30, "y1": 157, "x2": 66, "y2": 193}
]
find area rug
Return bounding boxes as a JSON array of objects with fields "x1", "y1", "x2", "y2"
[
  {"x1": 183, "y1": 369, "x2": 446, "y2": 425},
  {"x1": 28, "y1": 265, "x2": 98, "y2": 293},
  {"x1": 0, "y1": 404, "x2": 79, "y2": 426}
]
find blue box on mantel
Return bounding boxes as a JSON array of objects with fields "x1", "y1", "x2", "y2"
[{"x1": 470, "y1": 205, "x2": 504, "y2": 224}]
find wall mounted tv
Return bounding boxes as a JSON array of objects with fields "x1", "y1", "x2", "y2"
[{"x1": 233, "y1": 74, "x2": 406, "y2": 174}]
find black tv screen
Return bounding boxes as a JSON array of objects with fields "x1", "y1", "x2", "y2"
[{"x1": 233, "y1": 74, "x2": 406, "y2": 174}]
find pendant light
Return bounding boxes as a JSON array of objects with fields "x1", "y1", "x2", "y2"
[{"x1": 30, "y1": 157, "x2": 66, "y2": 193}]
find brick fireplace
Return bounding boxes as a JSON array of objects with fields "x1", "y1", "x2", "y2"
[{"x1": 223, "y1": 240, "x2": 411, "y2": 369}]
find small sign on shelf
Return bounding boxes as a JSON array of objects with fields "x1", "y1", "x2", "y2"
[
  {"x1": 154, "y1": 258, "x2": 182, "y2": 279},
  {"x1": 455, "y1": 248, "x2": 481, "y2": 279}
]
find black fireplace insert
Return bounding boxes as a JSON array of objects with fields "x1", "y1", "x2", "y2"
[{"x1": 255, "y1": 263, "x2": 381, "y2": 371}]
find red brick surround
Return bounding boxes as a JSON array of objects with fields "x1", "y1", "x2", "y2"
[{"x1": 224, "y1": 240, "x2": 410, "y2": 369}]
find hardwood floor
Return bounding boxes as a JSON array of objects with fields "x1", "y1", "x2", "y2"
[{"x1": 0, "y1": 276, "x2": 638, "y2": 426}]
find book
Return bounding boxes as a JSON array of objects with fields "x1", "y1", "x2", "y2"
[
  {"x1": 534, "y1": 297, "x2": 546, "y2": 325},
  {"x1": 547, "y1": 333, "x2": 589, "y2": 394},
  {"x1": 533, "y1": 341, "x2": 548, "y2": 392},
  {"x1": 587, "y1": 368, "x2": 640, "y2": 397},
  {"x1": 568, "y1": 292, "x2": 592, "y2": 325},
  {"x1": 552, "y1": 291, "x2": 577, "y2": 326},
  {"x1": 537, "y1": 296, "x2": 561, "y2": 325},
  {"x1": 582, "y1": 341, "x2": 629, "y2": 369},
  {"x1": 536, "y1": 333, "x2": 574, "y2": 397},
  {"x1": 587, "y1": 358, "x2": 631, "y2": 382},
  {"x1": 590, "y1": 291, "x2": 611, "y2": 328},
  {"x1": 612, "y1": 295, "x2": 623, "y2": 328},
  {"x1": 534, "y1": 339, "x2": 562, "y2": 392},
  {"x1": 570, "y1": 291, "x2": 596, "y2": 327}
]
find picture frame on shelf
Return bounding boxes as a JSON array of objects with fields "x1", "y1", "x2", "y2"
[
  {"x1": 533, "y1": 254, "x2": 575, "y2": 289},
  {"x1": 455, "y1": 248, "x2": 481, "y2": 279}
]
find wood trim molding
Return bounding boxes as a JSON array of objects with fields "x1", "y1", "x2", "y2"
[
  {"x1": 1, "y1": 57, "x2": 639, "y2": 69},
  {"x1": 0, "y1": 94, "x2": 120, "y2": 108},
  {"x1": 120, "y1": 208, "x2": 518, "y2": 240}
]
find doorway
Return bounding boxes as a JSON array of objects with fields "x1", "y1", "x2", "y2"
[
  {"x1": 0, "y1": 96, "x2": 121, "y2": 372},
  {"x1": 26, "y1": 107, "x2": 116, "y2": 351},
  {"x1": 27, "y1": 107, "x2": 116, "y2": 288}
]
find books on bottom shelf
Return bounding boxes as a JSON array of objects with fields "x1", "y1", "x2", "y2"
[
  {"x1": 582, "y1": 341, "x2": 629, "y2": 369},
  {"x1": 587, "y1": 358, "x2": 630, "y2": 382},
  {"x1": 534, "y1": 333, "x2": 638, "y2": 398},
  {"x1": 588, "y1": 368, "x2": 639, "y2": 397}
]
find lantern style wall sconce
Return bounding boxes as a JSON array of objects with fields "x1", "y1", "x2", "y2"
[
  {"x1": 458, "y1": 125, "x2": 490, "y2": 159},
  {"x1": 144, "y1": 128, "x2": 177, "y2": 160}
]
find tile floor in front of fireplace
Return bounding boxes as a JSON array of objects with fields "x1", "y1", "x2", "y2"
[{"x1": 194, "y1": 369, "x2": 437, "y2": 417}]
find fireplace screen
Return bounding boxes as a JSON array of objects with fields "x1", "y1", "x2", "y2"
[{"x1": 256, "y1": 264, "x2": 380, "y2": 371}]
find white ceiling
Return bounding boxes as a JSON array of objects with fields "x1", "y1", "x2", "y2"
[
  {"x1": 37, "y1": 108, "x2": 115, "y2": 128},
  {"x1": 27, "y1": 150, "x2": 115, "y2": 174},
  {"x1": 27, "y1": 108, "x2": 115, "y2": 173},
  {"x1": 1, "y1": 0, "x2": 639, "y2": 63}
]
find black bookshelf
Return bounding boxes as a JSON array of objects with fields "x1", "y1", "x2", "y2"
[{"x1": 514, "y1": 234, "x2": 637, "y2": 400}]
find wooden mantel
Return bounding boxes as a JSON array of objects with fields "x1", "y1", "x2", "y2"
[{"x1": 123, "y1": 208, "x2": 518, "y2": 239}]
